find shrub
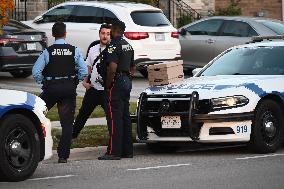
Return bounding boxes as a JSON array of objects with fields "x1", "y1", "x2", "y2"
[
  {"x1": 177, "y1": 15, "x2": 192, "y2": 28},
  {"x1": 215, "y1": 0, "x2": 242, "y2": 16}
]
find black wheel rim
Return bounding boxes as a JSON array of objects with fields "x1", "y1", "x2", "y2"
[
  {"x1": 4, "y1": 127, "x2": 32, "y2": 170},
  {"x1": 261, "y1": 111, "x2": 279, "y2": 145}
]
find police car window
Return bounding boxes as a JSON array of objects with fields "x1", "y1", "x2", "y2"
[
  {"x1": 73, "y1": 6, "x2": 103, "y2": 23},
  {"x1": 221, "y1": 21, "x2": 258, "y2": 37},
  {"x1": 131, "y1": 11, "x2": 170, "y2": 27},
  {"x1": 186, "y1": 19, "x2": 223, "y2": 36},
  {"x1": 200, "y1": 46, "x2": 284, "y2": 76},
  {"x1": 258, "y1": 20, "x2": 284, "y2": 35},
  {"x1": 103, "y1": 9, "x2": 118, "y2": 24},
  {"x1": 42, "y1": 5, "x2": 76, "y2": 23}
]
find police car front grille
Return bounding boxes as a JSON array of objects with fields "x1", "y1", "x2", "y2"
[
  {"x1": 147, "y1": 116, "x2": 203, "y2": 137},
  {"x1": 144, "y1": 98, "x2": 211, "y2": 114},
  {"x1": 146, "y1": 100, "x2": 190, "y2": 113},
  {"x1": 197, "y1": 100, "x2": 211, "y2": 114}
]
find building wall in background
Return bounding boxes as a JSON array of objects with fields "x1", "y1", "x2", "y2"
[
  {"x1": 26, "y1": 0, "x2": 48, "y2": 20},
  {"x1": 215, "y1": 0, "x2": 283, "y2": 20}
]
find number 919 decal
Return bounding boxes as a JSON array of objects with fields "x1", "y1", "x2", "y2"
[{"x1": 236, "y1": 125, "x2": 248, "y2": 134}]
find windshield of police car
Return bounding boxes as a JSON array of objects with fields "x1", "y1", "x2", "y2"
[{"x1": 200, "y1": 46, "x2": 284, "y2": 76}]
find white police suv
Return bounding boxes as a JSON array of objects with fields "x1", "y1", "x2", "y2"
[
  {"x1": 0, "y1": 89, "x2": 52, "y2": 181},
  {"x1": 135, "y1": 38, "x2": 284, "y2": 153}
]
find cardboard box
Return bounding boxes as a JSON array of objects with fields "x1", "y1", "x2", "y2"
[{"x1": 147, "y1": 60, "x2": 184, "y2": 86}]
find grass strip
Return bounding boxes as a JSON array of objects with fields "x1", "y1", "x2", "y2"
[
  {"x1": 38, "y1": 94, "x2": 137, "y2": 121},
  {"x1": 52, "y1": 125, "x2": 137, "y2": 149}
]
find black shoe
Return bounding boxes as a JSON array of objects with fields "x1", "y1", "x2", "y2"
[
  {"x1": 98, "y1": 154, "x2": 121, "y2": 160},
  {"x1": 122, "y1": 154, "x2": 133, "y2": 158},
  {"x1": 58, "y1": 158, "x2": 68, "y2": 163}
]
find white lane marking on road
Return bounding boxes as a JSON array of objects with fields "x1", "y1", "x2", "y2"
[
  {"x1": 236, "y1": 153, "x2": 284, "y2": 160},
  {"x1": 127, "y1": 163, "x2": 190, "y2": 171},
  {"x1": 28, "y1": 175, "x2": 76, "y2": 181}
]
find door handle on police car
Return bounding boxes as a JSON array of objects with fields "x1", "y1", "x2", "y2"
[{"x1": 89, "y1": 27, "x2": 98, "y2": 30}]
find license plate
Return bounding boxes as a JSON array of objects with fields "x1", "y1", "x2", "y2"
[
  {"x1": 27, "y1": 43, "x2": 37, "y2": 51},
  {"x1": 161, "y1": 116, "x2": 181, "y2": 129},
  {"x1": 155, "y1": 33, "x2": 165, "y2": 41}
]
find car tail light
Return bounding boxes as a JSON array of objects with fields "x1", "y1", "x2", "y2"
[
  {"x1": 0, "y1": 38, "x2": 23, "y2": 46},
  {"x1": 171, "y1": 32, "x2": 179, "y2": 39},
  {"x1": 124, "y1": 32, "x2": 149, "y2": 40}
]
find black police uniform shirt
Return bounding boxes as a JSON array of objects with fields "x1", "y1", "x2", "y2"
[{"x1": 104, "y1": 36, "x2": 134, "y2": 73}]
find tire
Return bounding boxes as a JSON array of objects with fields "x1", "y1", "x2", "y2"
[
  {"x1": 249, "y1": 99, "x2": 284, "y2": 153},
  {"x1": 147, "y1": 143, "x2": 178, "y2": 153},
  {"x1": 10, "y1": 70, "x2": 32, "y2": 78},
  {"x1": 0, "y1": 114, "x2": 40, "y2": 182},
  {"x1": 139, "y1": 69, "x2": 148, "y2": 78}
]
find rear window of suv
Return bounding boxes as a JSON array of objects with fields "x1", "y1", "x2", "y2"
[{"x1": 131, "y1": 11, "x2": 170, "y2": 27}]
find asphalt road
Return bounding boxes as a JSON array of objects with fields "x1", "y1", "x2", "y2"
[
  {"x1": 0, "y1": 72, "x2": 149, "y2": 102},
  {"x1": 1, "y1": 144, "x2": 284, "y2": 189}
]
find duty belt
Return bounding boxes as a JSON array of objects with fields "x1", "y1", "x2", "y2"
[{"x1": 44, "y1": 75, "x2": 76, "y2": 81}]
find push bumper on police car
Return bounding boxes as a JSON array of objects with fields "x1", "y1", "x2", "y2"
[{"x1": 132, "y1": 91, "x2": 254, "y2": 143}]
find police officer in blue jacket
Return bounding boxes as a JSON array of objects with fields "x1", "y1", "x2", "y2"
[
  {"x1": 98, "y1": 20, "x2": 135, "y2": 160},
  {"x1": 32, "y1": 22, "x2": 88, "y2": 163}
]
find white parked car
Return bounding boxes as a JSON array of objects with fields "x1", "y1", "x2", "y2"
[
  {"x1": 134, "y1": 38, "x2": 284, "y2": 153},
  {"x1": 0, "y1": 89, "x2": 52, "y2": 181},
  {"x1": 22, "y1": 1, "x2": 181, "y2": 77}
]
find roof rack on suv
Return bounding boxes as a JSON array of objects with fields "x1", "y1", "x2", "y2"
[{"x1": 247, "y1": 35, "x2": 284, "y2": 43}]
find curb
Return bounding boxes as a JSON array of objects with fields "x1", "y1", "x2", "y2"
[{"x1": 51, "y1": 117, "x2": 107, "y2": 128}]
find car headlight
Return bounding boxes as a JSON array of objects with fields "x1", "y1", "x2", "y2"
[{"x1": 211, "y1": 95, "x2": 249, "y2": 110}]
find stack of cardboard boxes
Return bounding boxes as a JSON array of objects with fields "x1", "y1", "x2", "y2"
[{"x1": 147, "y1": 60, "x2": 184, "y2": 86}]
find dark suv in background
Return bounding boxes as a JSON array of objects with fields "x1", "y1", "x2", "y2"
[{"x1": 0, "y1": 20, "x2": 47, "y2": 78}]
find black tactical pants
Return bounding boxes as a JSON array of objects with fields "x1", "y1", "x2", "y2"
[
  {"x1": 73, "y1": 87, "x2": 107, "y2": 138},
  {"x1": 106, "y1": 75, "x2": 133, "y2": 157},
  {"x1": 40, "y1": 78, "x2": 77, "y2": 159}
]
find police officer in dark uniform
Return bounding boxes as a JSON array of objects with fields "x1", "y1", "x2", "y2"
[
  {"x1": 32, "y1": 22, "x2": 88, "y2": 163},
  {"x1": 98, "y1": 20, "x2": 135, "y2": 160}
]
